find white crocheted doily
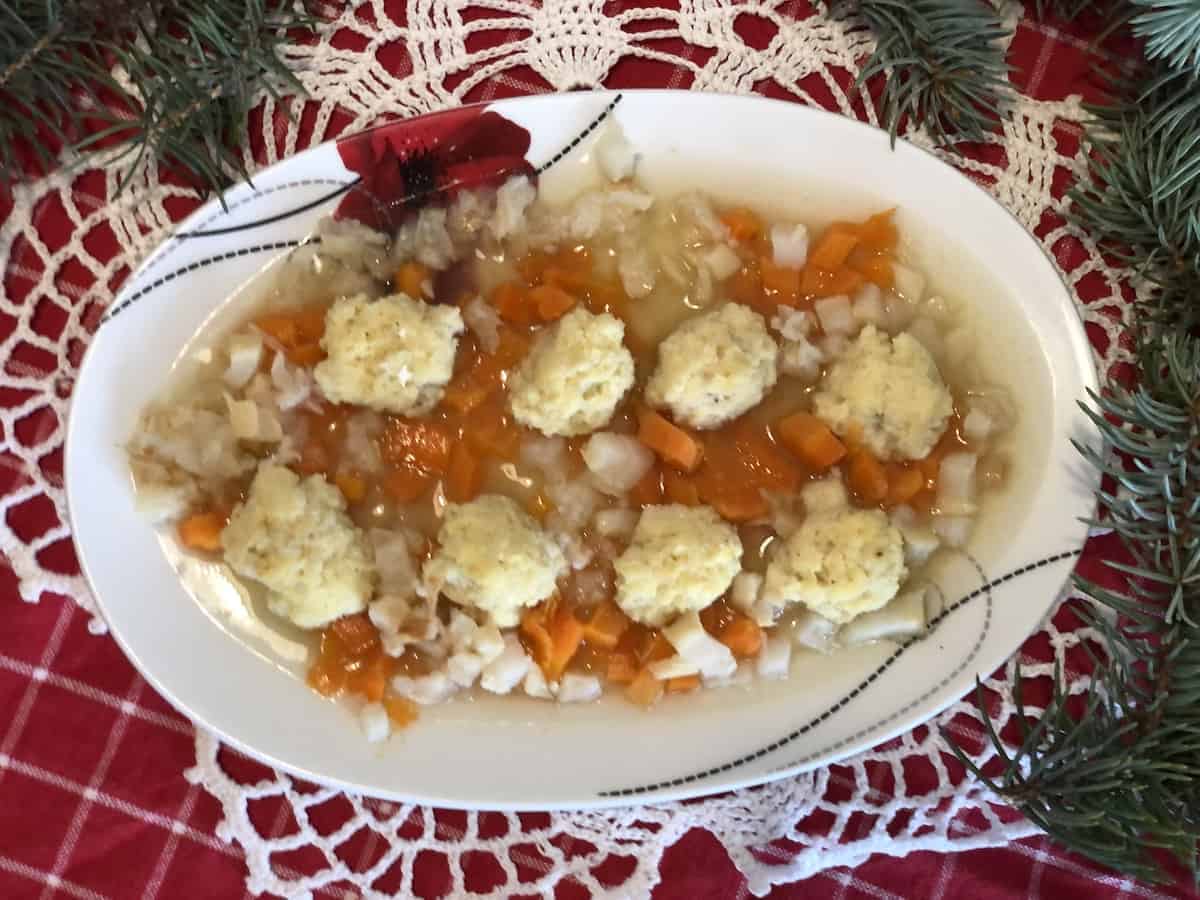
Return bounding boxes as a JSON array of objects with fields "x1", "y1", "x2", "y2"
[{"x1": 2, "y1": 1, "x2": 1134, "y2": 895}]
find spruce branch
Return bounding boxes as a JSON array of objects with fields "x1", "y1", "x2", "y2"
[
  {"x1": 0, "y1": 0, "x2": 315, "y2": 194},
  {"x1": 1132, "y1": 0, "x2": 1200, "y2": 77},
  {"x1": 855, "y1": 0, "x2": 1015, "y2": 146}
]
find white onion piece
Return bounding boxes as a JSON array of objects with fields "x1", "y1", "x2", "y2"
[
  {"x1": 932, "y1": 515, "x2": 973, "y2": 548},
  {"x1": 462, "y1": 295, "x2": 501, "y2": 354},
  {"x1": 937, "y1": 452, "x2": 978, "y2": 515},
  {"x1": 770, "y1": 307, "x2": 812, "y2": 340},
  {"x1": 593, "y1": 507, "x2": 639, "y2": 539},
  {"x1": 892, "y1": 262, "x2": 926, "y2": 302},
  {"x1": 839, "y1": 587, "x2": 929, "y2": 646},
  {"x1": 663, "y1": 611, "x2": 736, "y2": 678},
  {"x1": 270, "y1": 352, "x2": 311, "y2": 411},
  {"x1": 703, "y1": 244, "x2": 742, "y2": 281},
  {"x1": 446, "y1": 652, "x2": 484, "y2": 688},
  {"x1": 730, "y1": 572, "x2": 763, "y2": 617},
  {"x1": 596, "y1": 124, "x2": 638, "y2": 181},
  {"x1": 756, "y1": 634, "x2": 792, "y2": 679},
  {"x1": 814, "y1": 295, "x2": 856, "y2": 335},
  {"x1": 582, "y1": 432, "x2": 654, "y2": 495},
  {"x1": 223, "y1": 333, "x2": 262, "y2": 388},
  {"x1": 520, "y1": 435, "x2": 568, "y2": 480},
  {"x1": 391, "y1": 671, "x2": 457, "y2": 705},
  {"x1": 818, "y1": 333, "x2": 849, "y2": 360},
  {"x1": 523, "y1": 663, "x2": 554, "y2": 698},
  {"x1": 779, "y1": 335, "x2": 824, "y2": 381},
  {"x1": 884, "y1": 291, "x2": 918, "y2": 331},
  {"x1": 801, "y1": 476, "x2": 849, "y2": 514},
  {"x1": 852, "y1": 283, "x2": 887, "y2": 328},
  {"x1": 792, "y1": 608, "x2": 837, "y2": 653},
  {"x1": 358, "y1": 702, "x2": 390, "y2": 743},
  {"x1": 557, "y1": 673, "x2": 602, "y2": 703},
  {"x1": 906, "y1": 317, "x2": 943, "y2": 360},
  {"x1": 648, "y1": 654, "x2": 701, "y2": 680},
  {"x1": 370, "y1": 529, "x2": 418, "y2": 596},
  {"x1": 770, "y1": 223, "x2": 809, "y2": 268},
  {"x1": 546, "y1": 478, "x2": 601, "y2": 532},
  {"x1": 962, "y1": 407, "x2": 994, "y2": 443},
  {"x1": 480, "y1": 636, "x2": 532, "y2": 694}
]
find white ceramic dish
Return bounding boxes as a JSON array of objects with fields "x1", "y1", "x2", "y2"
[{"x1": 66, "y1": 91, "x2": 1096, "y2": 809}]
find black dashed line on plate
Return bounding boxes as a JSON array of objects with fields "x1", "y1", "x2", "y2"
[
  {"x1": 100, "y1": 238, "x2": 315, "y2": 325},
  {"x1": 535, "y1": 95, "x2": 623, "y2": 175},
  {"x1": 597, "y1": 549, "x2": 1080, "y2": 799},
  {"x1": 175, "y1": 179, "x2": 358, "y2": 238}
]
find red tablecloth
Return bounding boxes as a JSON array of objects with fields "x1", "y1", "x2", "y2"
[{"x1": 1, "y1": 3, "x2": 1195, "y2": 898}]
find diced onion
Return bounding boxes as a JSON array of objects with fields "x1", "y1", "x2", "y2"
[
  {"x1": 391, "y1": 671, "x2": 457, "y2": 705},
  {"x1": 770, "y1": 307, "x2": 812, "y2": 341},
  {"x1": 779, "y1": 336, "x2": 824, "y2": 381},
  {"x1": 962, "y1": 407, "x2": 994, "y2": 443},
  {"x1": 852, "y1": 283, "x2": 886, "y2": 328},
  {"x1": 596, "y1": 124, "x2": 638, "y2": 182},
  {"x1": 270, "y1": 352, "x2": 311, "y2": 411},
  {"x1": 557, "y1": 673, "x2": 602, "y2": 703},
  {"x1": 770, "y1": 223, "x2": 809, "y2": 269},
  {"x1": 447, "y1": 652, "x2": 484, "y2": 688},
  {"x1": 839, "y1": 587, "x2": 929, "y2": 646},
  {"x1": 662, "y1": 611, "x2": 736, "y2": 678},
  {"x1": 730, "y1": 572, "x2": 763, "y2": 616},
  {"x1": 815, "y1": 295, "x2": 855, "y2": 336},
  {"x1": 582, "y1": 432, "x2": 654, "y2": 495},
  {"x1": 520, "y1": 436, "x2": 568, "y2": 481},
  {"x1": 370, "y1": 529, "x2": 418, "y2": 596},
  {"x1": 892, "y1": 262, "x2": 926, "y2": 302},
  {"x1": 792, "y1": 608, "x2": 837, "y2": 653},
  {"x1": 937, "y1": 452, "x2": 977, "y2": 516},
  {"x1": 223, "y1": 333, "x2": 262, "y2": 388},
  {"x1": 593, "y1": 507, "x2": 639, "y2": 539},
  {"x1": 524, "y1": 663, "x2": 554, "y2": 698},
  {"x1": 703, "y1": 244, "x2": 742, "y2": 281},
  {"x1": 648, "y1": 654, "x2": 700, "y2": 680},
  {"x1": 756, "y1": 634, "x2": 792, "y2": 679},
  {"x1": 932, "y1": 514, "x2": 973, "y2": 547},
  {"x1": 480, "y1": 636, "x2": 533, "y2": 694},
  {"x1": 358, "y1": 702, "x2": 390, "y2": 743},
  {"x1": 462, "y1": 295, "x2": 501, "y2": 354},
  {"x1": 546, "y1": 478, "x2": 601, "y2": 531}
]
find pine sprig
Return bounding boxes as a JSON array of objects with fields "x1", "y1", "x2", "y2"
[
  {"x1": 1133, "y1": 0, "x2": 1200, "y2": 77},
  {"x1": 947, "y1": 331, "x2": 1200, "y2": 880},
  {"x1": 856, "y1": 0, "x2": 1015, "y2": 145},
  {"x1": 0, "y1": 0, "x2": 315, "y2": 194}
]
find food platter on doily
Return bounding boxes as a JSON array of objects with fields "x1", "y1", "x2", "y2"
[{"x1": 2, "y1": 2, "x2": 1134, "y2": 895}]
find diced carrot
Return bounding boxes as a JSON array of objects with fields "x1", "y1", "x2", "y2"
[
  {"x1": 307, "y1": 655, "x2": 347, "y2": 697},
  {"x1": 334, "y1": 472, "x2": 367, "y2": 503},
  {"x1": 856, "y1": 209, "x2": 898, "y2": 252},
  {"x1": 295, "y1": 438, "x2": 332, "y2": 476},
  {"x1": 728, "y1": 263, "x2": 779, "y2": 317},
  {"x1": 255, "y1": 307, "x2": 328, "y2": 365},
  {"x1": 379, "y1": 418, "x2": 453, "y2": 474},
  {"x1": 383, "y1": 466, "x2": 432, "y2": 502},
  {"x1": 808, "y1": 226, "x2": 860, "y2": 270},
  {"x1": 445, "y1": 441, "x2": 481, "y2": 502},
  {"x1": 759, "y1": 256, "x2": 801, "y2": 303},
  {"x1": 383, "y1": 695, "x2": 419, "y2": 728},
  {"x1": 700, "y1": 599, "x2": 737, "y2": 636},
  {"x1": 625, "y1": 668, "x2": 665, "y2": 707},
  {"x1": 666, "y1": 674, "x2": 701, "y2": 693},
  {"x1": 441, "y1": 371, "x2": 492, "y2": 415},
  {"x1": 581, "y1": 601, "x2": 631, "y2": 650},
  {"x1": 395, "y1": 261, "x2": 432, "y2": 299},
  {"x1": 629, "y1": 464, "x2": 664, "y2": 506},
  {"x1": 776, "y1": 412, "x2": 847, "y2": 470},
  {"x1": 522, "y1": 599, "x2": 585, "y2": 681},
  {"x1": 639, "y1": 632, "x2": 675, "y2": 665},
  {"x1": 607, "y1": 651, "x2": 639, "y2": 684},
  {"x1": 490, "y1": 281, "x2": 536, "y2": 326},
  {"x1": 847, "y1": 449, "x2": 889, "y2": 504},
  {"x1": 720, "y1": 207, "x2": 763, "y2": 242},
  {"x1": 529, "y1": 283, "x2": 576, "y2": 321},
  {"x1": 347, "y1": 650, "x2": 390, "y2": 702},
  {"x1": 850, "y1": 250, "x2": 895, "y2": 288},
  {"x1": 801, "y1": 264, "x2": 865, "y2": 298},
  {"x1": 177, "y1": 511, "x2": 225, "y2": 552},
  {"x1": 718, "y1": 615, "x2": 764, "y2": 659},
  {"x1": 886, "y1": 464, "x2": 925, "y2": 506},
  {"x1": 466, "y1": 395, "x2": 522, "y2": 460},
  {"x1": 637, "y1": 409, "x2": 704, "y2": 473},
  {"x1": 707, "y1": 485, "x2": 769, "y2": 522},
  {"x1": 727, "y1": 419, "x2": 802, "y2": 491},
  {"x1": 663, "y1": 468, "x2": 701, "y2": 506},
  {"x1": 331, "y1": 612, "x2": 381, "y2": 657}
]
